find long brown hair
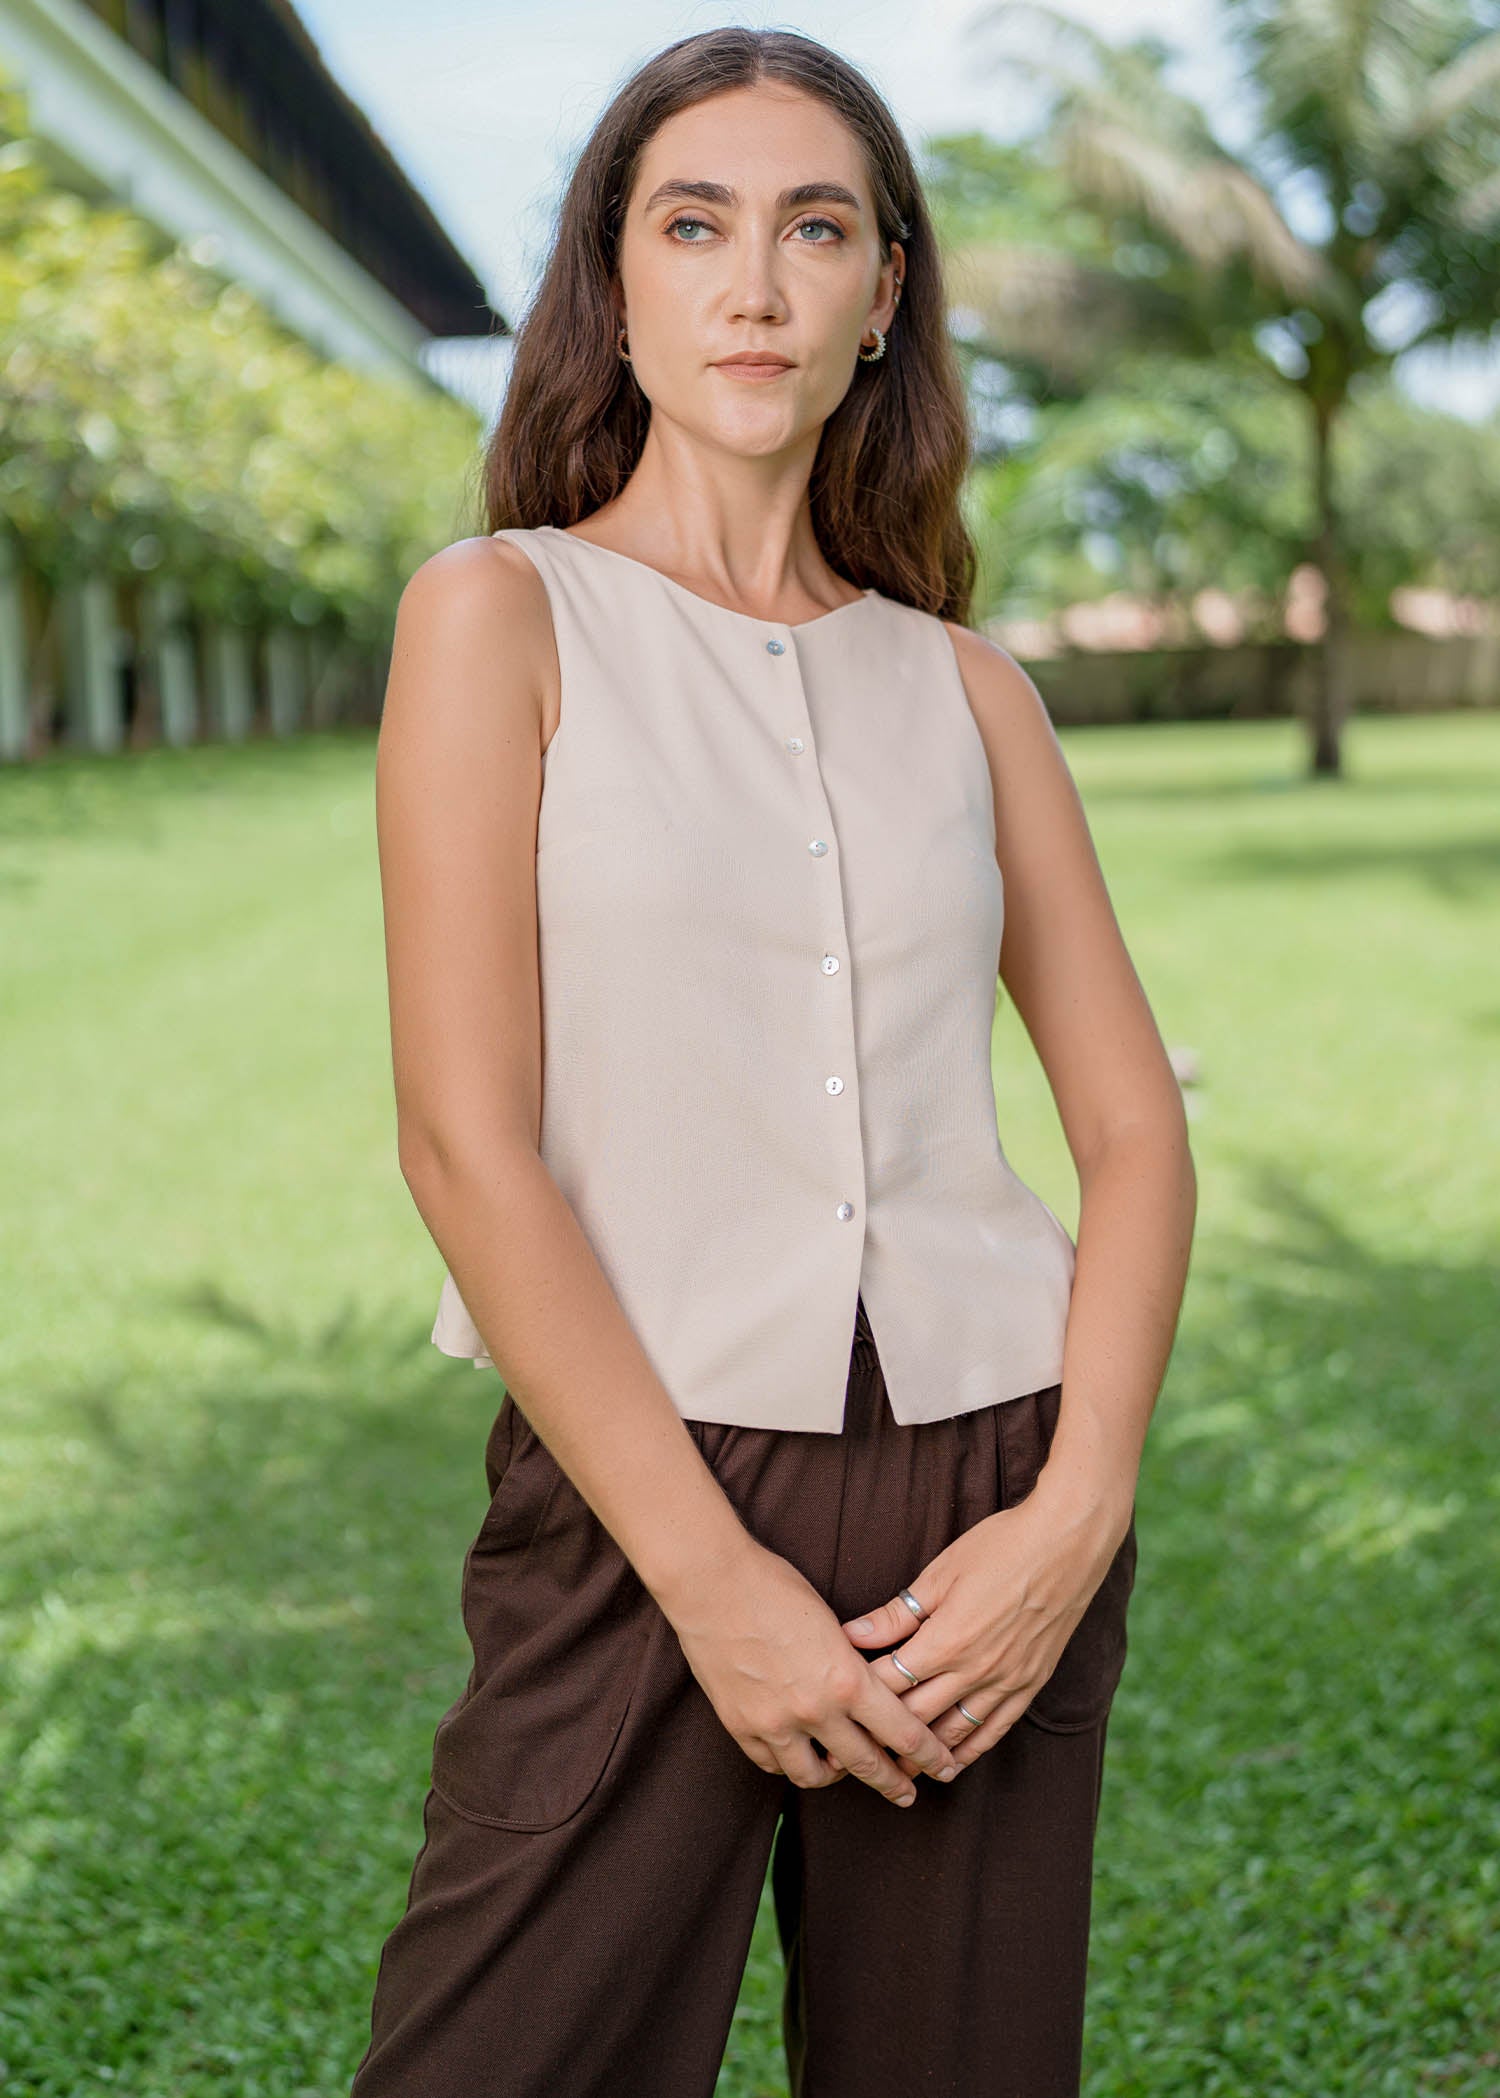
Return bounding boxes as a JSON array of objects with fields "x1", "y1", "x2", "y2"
[{"x1": 478, "y1": 27, "x2": 976, "y2": 623}]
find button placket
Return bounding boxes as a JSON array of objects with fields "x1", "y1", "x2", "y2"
[{"x1": 765, "y1": 627, "x2": 867, "y2": 1237}]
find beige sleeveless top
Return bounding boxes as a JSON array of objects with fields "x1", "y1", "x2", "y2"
[{"x1": 430, "y1": 523, "x2": 1076, "y2": 1431}]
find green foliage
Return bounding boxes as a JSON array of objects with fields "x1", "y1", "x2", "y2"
[
  {"x1": 922, "y1": 3, "x2": 1500, "y2": 633},
  {"x1": 961, "y1": 348, "x2": 1500, "y2": 623},
  {"x1": 965, "y1": 354, "x2": 1311, "y2": 619},
  {"x1": 0, "y1": 66, "x2": 483, "y2": 642},
  {"x1": 1334, "y1": 385, "x2": 1500, "y2": 612}
]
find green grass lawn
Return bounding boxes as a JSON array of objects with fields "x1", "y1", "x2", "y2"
[{"x1": 2, "y1": 712, "x2": 1496, "y2": 2095}]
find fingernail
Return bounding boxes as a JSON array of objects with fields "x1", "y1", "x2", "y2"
[
  {"x1": 897, "y1": 1790, "x2": 917, "y2": 1808},
  {"x1": 844, "y1": 1617, "x2": 873, "y2": 1636},
  {"x1": 939, "y1": 1764, "x2": 959, "y2": 1781}
]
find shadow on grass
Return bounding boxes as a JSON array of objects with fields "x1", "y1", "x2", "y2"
[
  {"x1": 0, "y1": 1298, "x2": 788, "y2": 2098},
  {"x1": 2, "y1": 1179, "x2": 1496, "y2": 2094},
  {"x1": 1091, "y1": 1162, "x2": 1499, "y2": 2096}
]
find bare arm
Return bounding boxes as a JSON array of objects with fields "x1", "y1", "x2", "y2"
[
  {"x1": 376, "y1": 537, "x2": 959, "y2": 1803},
  {"x1": 378, "y1": 535, "x2": 749, "y2": 1607},
  {"x1": 828, "y1": 626, "x2": 1194, "y2": 1761},
  {"x1": 948, "y1": 621, "x2": 1196, "y2": 1541}
]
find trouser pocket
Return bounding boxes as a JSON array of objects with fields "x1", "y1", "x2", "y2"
[{"x1": 431, "y1": 1403, "x2": 653, "y2": 1831}]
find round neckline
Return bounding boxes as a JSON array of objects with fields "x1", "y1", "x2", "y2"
[{"x1": 537, "y1": 524, "x2": 879, "y2": 633}]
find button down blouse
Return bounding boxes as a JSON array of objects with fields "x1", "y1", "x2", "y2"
[{"x1": 430, "y1": 524, "x2": 1077, "y2": 1431}]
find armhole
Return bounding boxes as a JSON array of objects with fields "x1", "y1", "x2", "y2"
[
  {"x1": 933, "y1": 612, "x2": 1001, "y2": 861},
  {"x1": 489, "y1": 528, "x2": 565, "y2": 762}
]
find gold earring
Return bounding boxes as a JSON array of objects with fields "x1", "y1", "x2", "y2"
[
  {"x1": 857, "y1": 326, "x2": 887, "y2": 363},
  {"x1": 617, "y1": 325, "x2": 631, "y2": 362}
]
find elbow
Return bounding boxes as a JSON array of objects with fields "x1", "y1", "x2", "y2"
[
  {"x1": 396, "y1": 1115, "x2": 536, "y2": 1210},
  {"x1": 397, "y1": 1131, "x2": 443, "y2": 1205},
  {"x1": 1076, "y1": 1080, "x2": 1196, "y2": 1194}
]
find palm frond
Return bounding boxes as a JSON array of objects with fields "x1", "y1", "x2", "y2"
[
  {"x1": 963, "y1": 1, "x2": 1340, "y2": 304},
  {"x1": 945, "y1": 242, "x2": 1210, "y2": 387},
  {"x1": 1056, "y1": 115, "x2": 1331, "y2": 297},
  {"x1": 1454, "y1": 164, "x2": 1500, "y2": 233},
  {"x1": 1399, "y1": 27, "x2": 1500, "y2": 139}
]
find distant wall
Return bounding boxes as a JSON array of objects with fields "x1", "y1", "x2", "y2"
[{"x1": 1016, "y1": 633, "x2": 1500, "y2": 727}]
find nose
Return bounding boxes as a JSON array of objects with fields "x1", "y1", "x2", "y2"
[{"x1": 723, "y1": 236, "x2": 789, "y2": 326}]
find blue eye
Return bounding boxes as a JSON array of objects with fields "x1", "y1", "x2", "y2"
[{"x1": 662, "y1": 214, "x2": 846, "y2": 245}]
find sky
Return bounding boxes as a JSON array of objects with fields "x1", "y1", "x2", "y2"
[{"x1": 293, "y1": 0, "x2": 1500, "y2": 422}]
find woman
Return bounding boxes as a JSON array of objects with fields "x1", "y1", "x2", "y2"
[{"x1": 352, "y1": 25, "x2": 1194, "y2": 2098}]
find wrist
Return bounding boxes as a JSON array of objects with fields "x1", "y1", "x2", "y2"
[
  {"x1": 635, "y1": 1504, "x2": 763, "y2": 1623},
  {"x1": 1029, "y1": 1457, "x2": 1136, "y2": 1556}
]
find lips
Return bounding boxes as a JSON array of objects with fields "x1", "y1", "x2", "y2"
[{"x1": 713, "y1": 355, "x2": 795, "y2": 378}]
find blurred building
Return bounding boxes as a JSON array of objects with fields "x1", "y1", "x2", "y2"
[
  {"x1": 0, "y1": 0, "x2": 505, "y2": 381},
  {"x1": 0, "y1": 0, "x2": 508, "y2": 760}
]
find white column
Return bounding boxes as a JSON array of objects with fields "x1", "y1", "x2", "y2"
[
  {"x1": 265, "y1": 625, "x2": 307, "y2": 736},
  {"x1": 205, "y1": 619, "x2": 256, "y2": 740},
  {"x1": 142, "y1": 579, "x2": 200, "y2": 746},
  {"x1": 59, "y1": 574, "x2": 125, "y2": 751},
  {"x1": 306, "y1": 628, "x2": 349, "y2": 729}
]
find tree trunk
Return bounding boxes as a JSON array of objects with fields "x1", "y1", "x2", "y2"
[
  {"x1": 1308, "y1": 396, "x2": 1352, "y2": 777},
  {"x1": 24, "y1": 569, "x2": 59, "y2": 758}
]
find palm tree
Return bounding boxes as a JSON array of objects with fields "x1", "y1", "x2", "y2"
[{"x1": 954, "y1": 0, "x2": 1500, "y2": 775}]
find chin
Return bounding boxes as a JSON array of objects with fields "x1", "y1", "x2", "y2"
[{"x1": 714, "y1": 397, "x2": 823, "y2": 445}]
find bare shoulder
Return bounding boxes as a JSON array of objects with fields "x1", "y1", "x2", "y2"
[
  {"x1": 399, "y1": 529, "x2": 546, "y2": 611},
  {"x1": 936, "y1": 615, "x2": 1078, "y2": 814},
  {"x1": 396, "y1": 531, "x2": 552, "y2": 676},
  {"x1": 377, "y1": 533, "x2": 561, "y2": 770},
  {"x1": 939, "y1": 618, "x2": 1058, "y2": 745}
]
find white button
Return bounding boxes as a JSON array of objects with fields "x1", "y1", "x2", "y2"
[
  {"x1": 766, "y1": 638, "x2": 786, "y2": 655},
  {"x1": 836, "y1": 1200, "x2": 855, "y2": 1221},
  {"x1": 785, "y1": 736, "x2": 805, "y2": 754},
  {"x1": 808, "y1": 838, "x2": 828, "y2": 855},
  {"x1": 821, "y1": 954, "x2": 840, "y2": 974},
  {"x1": 825, "y1": 1075, "x2": 844, "y2": 1094}
]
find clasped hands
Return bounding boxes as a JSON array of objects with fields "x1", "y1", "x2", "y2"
[
  {"x1": 831, "y1": 1486, "x2": 1125, "y2": 1787},
  {"x1": 668, "y1": 1484, "x2": 1128, "y2": 1813}
]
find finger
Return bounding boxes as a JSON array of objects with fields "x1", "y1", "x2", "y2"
[
  {"x1": 773, "y1": 1732, "x2": 844, "y2": 1791},
  {"x1": 829, "y1": 1744, "x2": 930, "y2": 1784},
  {"x1": 944, "y1": 1685, "x2": 1033, "y2": 1767},
  {"x1": 846, "y1": 1609, "x2": 962, "y2": 1726},
  {"x1": 850, "y1": 1674, "x2": 960, "y2": 1784},
  {"x1": 839, "y1": 1591, "x2": 933, "y2": 1648},
  {"x1": 869, "y1": 1652, "x2": 1009, "y2": 1761},
  {"x1": 815, "y1": 1714, "x2": 923, "y2": 1807},
  {"x1": 862, "y1": 1626, "x2": 981, "y2": 1735},
  {"x1": 842, "y1": 1648, "x2": 994, "y2": 1776},
  {"x1": 824, "y1": 1742, "x2": 933, "y2": 1785},
  {"x1": 868, "y1": 1648, "x2": 969, "y2": 1717}
]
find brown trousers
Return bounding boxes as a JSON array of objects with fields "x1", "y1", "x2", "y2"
[{"x1": 350, "y1": 1296, "x2": 1138, "y2": 2098}]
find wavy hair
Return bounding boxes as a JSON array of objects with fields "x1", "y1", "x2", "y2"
[{"x1": 478, "y1": 26, "x2": 976, "y2": 621}]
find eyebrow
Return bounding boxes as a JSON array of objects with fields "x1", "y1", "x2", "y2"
[{"x1": 640, "y1": 179, "x2": 864, "y2": 216}]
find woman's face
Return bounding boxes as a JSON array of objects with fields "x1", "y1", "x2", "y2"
[{"x1": 615, "y1": 83, "x2": 903, "y2": 462}]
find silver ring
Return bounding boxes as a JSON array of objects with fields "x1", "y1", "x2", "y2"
[
  {"x1": 890, "y1": 1653, "x2": 920, "y2": 1687},
  {"x1": 957, "y1": 1701, "x2": 981, "y2": 1727},
  {"x1": 896, "y1": 1587, "x2": 927, "y2": 1622}
]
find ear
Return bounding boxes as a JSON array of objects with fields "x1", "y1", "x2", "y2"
[{"x1": 885, "y1": 238, "x2": 906, "y2": 323}]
